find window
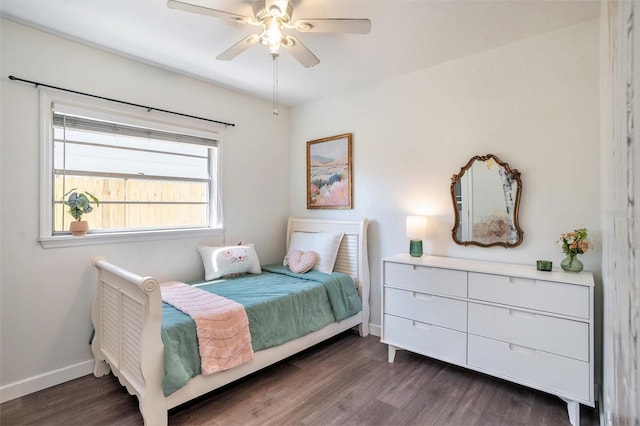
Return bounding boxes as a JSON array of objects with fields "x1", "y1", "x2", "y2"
[{"x1": 40, "y1": 91, "x2": 223, "y2": 247}]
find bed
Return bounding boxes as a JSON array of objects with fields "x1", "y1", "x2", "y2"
[{"x1": 90, "y1": 217, "x2": 370, "y2": 426}]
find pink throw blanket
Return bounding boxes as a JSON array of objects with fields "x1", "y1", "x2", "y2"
[{"x1": 161, "y1": 281, "x2": 254, "y2": 374}]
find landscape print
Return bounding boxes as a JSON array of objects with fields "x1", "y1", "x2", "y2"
[{"x1": 307, "y1": 133, "x2": 352, "y2": 209}]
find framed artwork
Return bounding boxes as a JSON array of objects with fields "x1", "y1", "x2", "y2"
[{"x1": 307, "y1": 133, "x2": 353, "y2": 209}]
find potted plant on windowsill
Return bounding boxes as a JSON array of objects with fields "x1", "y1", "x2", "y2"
[{"x1": 63, "y1": 188, "x2": 100, "y2": 236}]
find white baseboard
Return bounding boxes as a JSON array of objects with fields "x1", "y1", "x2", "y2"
[
  {"x1": 0, "y1": 359, "x2": 94, "y2": 403},
  {"x1": 368, "y1": 323, "x2": 381, "y2": 337}
]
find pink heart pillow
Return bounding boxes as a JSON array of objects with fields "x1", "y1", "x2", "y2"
[{"x1": 287, "y1": 250, "x2": 319, "y2": 274}]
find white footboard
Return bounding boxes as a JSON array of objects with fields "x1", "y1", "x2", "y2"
[{"x1": 91, "y1": 257, "x2": 167, "y2": 426}]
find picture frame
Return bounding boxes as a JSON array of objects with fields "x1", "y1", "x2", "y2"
[{"x1": 307, "y1": 133, "x2": 353, "y2": 209}]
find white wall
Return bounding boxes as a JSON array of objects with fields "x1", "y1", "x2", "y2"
[
  {"x1": 0, "y1": 19, "x2": 290, "y2": 400},
  {"x1": 290, "y1": 20, "x2": 601, "y2": 334}
]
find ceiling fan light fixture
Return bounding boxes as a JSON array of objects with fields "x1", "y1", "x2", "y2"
[
  {"x1": 169, "y1": 0, "x2": 370, "y2": 67},
  {"x1": 261, "y1": 18, "x2": 284, "y2": 44},
  {"x1": 167, "y1": 0, "x2": 371, "y2": 114}
]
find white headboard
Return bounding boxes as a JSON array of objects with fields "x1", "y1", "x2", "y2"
[{"x1": 286, "y1": 217, "x2": 370, "y2": 334}]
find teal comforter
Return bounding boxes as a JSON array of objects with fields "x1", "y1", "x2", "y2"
[{"x1": 160, "y1": 264, "x2": 362, "y2": 396}]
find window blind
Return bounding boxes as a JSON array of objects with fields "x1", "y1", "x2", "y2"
[{"x1": 53, "y1": 113, "x2": 218, "y2": 147}]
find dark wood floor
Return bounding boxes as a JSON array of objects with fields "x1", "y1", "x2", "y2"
[{"x1": 1, "y1": 332, "x2": 600, "y2": 426}]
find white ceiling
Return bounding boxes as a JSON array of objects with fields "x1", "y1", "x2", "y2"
[{"x1": 1, "y1": 0, "x2": 600, "y2": 107}]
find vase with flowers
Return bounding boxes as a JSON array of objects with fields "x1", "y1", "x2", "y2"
[{"x1": 557, "y1": 228, "x2": 592, "y2": 272}]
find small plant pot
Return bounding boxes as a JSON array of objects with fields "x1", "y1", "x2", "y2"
[{"x1": 69, "y1": 220, "x2": 89, "y2": 236}]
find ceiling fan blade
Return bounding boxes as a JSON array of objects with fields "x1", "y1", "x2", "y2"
[
  {"x1": 216, "y1": 34, "x2": 260, "y2": 61},
  {"x1": 167, "y1": 0, "x2": 253, "y2": 24},
  {"x1": 282, "y1": 35, "x2": 320, "y2": 68},
  {"x1": 292, "y1": 18, "x2": 371, "y2": 34}
]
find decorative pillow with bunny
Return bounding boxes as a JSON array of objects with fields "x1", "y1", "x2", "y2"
[{"x1": 197, "y1": 243, "x2": 261, "y2": 280}]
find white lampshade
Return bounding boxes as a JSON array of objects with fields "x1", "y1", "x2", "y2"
[{"x1": 406, "y1": 216, "x2": 428, "y2": 240}]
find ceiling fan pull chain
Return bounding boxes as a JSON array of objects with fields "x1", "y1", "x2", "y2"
[{"x1": 272, "y1": 54, "x2": 279, "y2": 116}]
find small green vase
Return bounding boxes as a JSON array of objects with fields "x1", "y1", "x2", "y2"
[{"x1": 561, "y1": 254, "x2": 583, "y2": 272}]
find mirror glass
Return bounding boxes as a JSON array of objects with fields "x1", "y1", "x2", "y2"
[{"x1": 451, "y1": 154, "x2": 523, "y2": 248}]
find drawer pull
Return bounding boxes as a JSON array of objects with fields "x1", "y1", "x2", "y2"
[
  {"x1": 508, "y1": 276, "x2": 535, "y2": 285},
  {"x1": 413, "y1": 320, "x2": 432, "y2": 330},
  {"x1": 413, "y1": 265, "x2": 433, "y2": 271},
  {"x1": 508, "y1": 343, "x2": 536, "y2": 354},
  {"x1": 508, "y1": 309, "x2": 536, "y2": 319},
  {"x1": 413, "y1": 292, "x2": 433, "y2": 301}
]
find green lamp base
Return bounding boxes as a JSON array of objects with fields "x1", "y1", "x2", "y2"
[{"x1": 409, "y1": 240, "x2": 423, "y2": 257}]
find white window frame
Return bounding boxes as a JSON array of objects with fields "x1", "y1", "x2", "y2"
[{"x1": 38, "y1": 89, "x2": 224, "y2": 248}]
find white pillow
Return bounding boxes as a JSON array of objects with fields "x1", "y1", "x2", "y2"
[
  {"x1": 284, "y1": 231, "x2": 344, "y2": 274},
  {"x1": 197, "y1": 243, "x2": 261, "y2": 281}
]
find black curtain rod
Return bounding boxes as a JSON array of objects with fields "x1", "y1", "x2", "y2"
[{"x1": 8, "y1": 75, "x2": 235, "y2": 127}]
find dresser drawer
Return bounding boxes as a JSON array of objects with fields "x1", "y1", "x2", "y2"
[
  {"x1": 468, "y1": 334, "x2": 590, "y2": 401},
  {"x1": 384, "y1": 314, "x2": 467, "y2": 365},
  {"x1": 468, "y1": 303, "x2": 589, "y2": 361},
  {"x1": 385, "y1": 287, "x2": 467, "y2": 332},
  {"x1": 468, "y1": 272, "x2": 589, "y2": 318},
  {"x1": 384, "y1": 262, "x2": 467, "y2": 298}
]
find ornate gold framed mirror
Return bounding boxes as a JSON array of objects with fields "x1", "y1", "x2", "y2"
[{"x1": 450, "y1": 154, "x2": 523, "y2": 248}]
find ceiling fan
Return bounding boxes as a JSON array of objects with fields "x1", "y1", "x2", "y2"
[{"x1": 167, "y1": 0, "x2": 372, "y2": 67}]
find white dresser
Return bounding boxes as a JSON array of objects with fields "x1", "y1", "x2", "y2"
[{"x1": 381, "y1": 254, "x2": 594, "y2": 426}]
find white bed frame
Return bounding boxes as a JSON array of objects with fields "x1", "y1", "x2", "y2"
[{"x1": 90, "y1": 218, "x2": 370, "y2": 426}]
